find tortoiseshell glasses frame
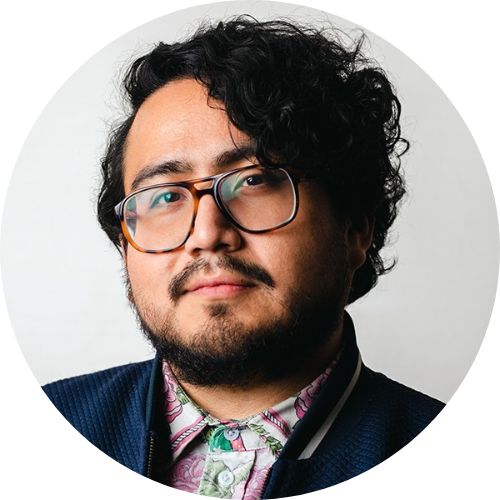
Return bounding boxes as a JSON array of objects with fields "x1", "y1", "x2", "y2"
[{"x1": 114, "y1": 165, "x2": 315, "y2": 254}]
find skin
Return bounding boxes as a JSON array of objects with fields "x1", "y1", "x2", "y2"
[{"x1": 122, "y1": 78, "x2": 373, "y2": 419}]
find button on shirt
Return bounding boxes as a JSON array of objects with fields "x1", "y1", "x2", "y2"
[{"x1": 161, "y1": 357, "x2": 340, "y2": 499}]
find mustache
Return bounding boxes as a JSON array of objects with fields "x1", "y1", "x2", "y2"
[{"x1": 169, "y1": 255, "x2": 275, "y2": 301}]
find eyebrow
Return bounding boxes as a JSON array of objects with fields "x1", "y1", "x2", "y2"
[
  {"x1": 130, "y1": 160, "x2": 190, "y2": 192},
  {"x1": 129, "y1": 144, "x2": 257, "y2": 192}
]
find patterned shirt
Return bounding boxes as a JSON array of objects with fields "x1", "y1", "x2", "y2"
[{"x1": 161, "y1": 357, "x2": 340, "y2": 499}]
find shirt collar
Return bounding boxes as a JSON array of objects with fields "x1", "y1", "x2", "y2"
[{"x1": 160, "y1": 350, "x2": 342, "y2": 463}]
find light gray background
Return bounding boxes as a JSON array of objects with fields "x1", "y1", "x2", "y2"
[{"x1": 1, "y1": 1, "x2": 498, "y2": 404}]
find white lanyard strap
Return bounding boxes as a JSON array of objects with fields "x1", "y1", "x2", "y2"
[{"x1": 298, "y1": 354, "x2": 363, "y2": 460}]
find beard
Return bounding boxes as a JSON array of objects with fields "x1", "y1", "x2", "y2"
[{"x1": 126, "y1": 254, "x2": 351, "y2": 388}]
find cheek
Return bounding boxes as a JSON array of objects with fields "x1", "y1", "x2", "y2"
[
  {"x1": 126, "y1": 251, "x2": 176, "y2": 298},
  {"x1": 260, "y1": 213, "x2": 347, "y2": 291},
  {"x1": 251, "y1": 230, "x2": 325, "y2": 292}
]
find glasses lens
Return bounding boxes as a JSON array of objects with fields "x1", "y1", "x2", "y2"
[
  {"x1": 123, "y1": 185, "x2": 194, "y2": 251},
  {"x1": 219, "y1": 167, "x2": 296, "y2": 231}
]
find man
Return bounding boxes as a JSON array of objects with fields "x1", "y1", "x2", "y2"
[{"x1": 43, "y1": 17, "x2": 444, "y2": 498}]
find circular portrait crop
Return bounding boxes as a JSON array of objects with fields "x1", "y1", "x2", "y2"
[{"x1": 1, "y1": 1, "x2": 498, "y2": 499}]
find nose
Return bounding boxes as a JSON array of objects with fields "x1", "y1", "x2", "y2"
[{"x1": 183, "y1": 193, "x2": 242, "y2": 257}]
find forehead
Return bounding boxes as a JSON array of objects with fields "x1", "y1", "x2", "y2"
[{"x1": 123, "y1": 78, "x2": 252, "y2": 192}]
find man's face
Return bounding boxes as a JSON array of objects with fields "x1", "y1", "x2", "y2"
[{"x1": 122, "y1": 79, "x2": 369, "y2": 386}]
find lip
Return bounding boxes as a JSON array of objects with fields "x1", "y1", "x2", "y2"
[{"x1": 185, "y1": 275, "x2": 256, "y2": 298}]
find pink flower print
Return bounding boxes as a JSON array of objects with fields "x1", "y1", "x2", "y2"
[
  {"x1": 164, "y1": 378, "x2": 183, "y2": 424},
  {"x1": 226, "y1": 434, "x2": 245, "y2": 452},
  {"x1": 294, "y1": 395, "x2": 308, "y2": 421},
  {"x1": 234, "y1": 466, "x2": 271, "y2": 500},
  {"x1": 295, "y1": 364, "x2": 335, "y2": 420},
  {"x1": 167, "y1": 454, "x2": 206, "y2": 493}
]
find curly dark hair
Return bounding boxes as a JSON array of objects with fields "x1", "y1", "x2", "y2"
[{"x1": 97, "y1": 16, "x2": 408, "y2": 303}]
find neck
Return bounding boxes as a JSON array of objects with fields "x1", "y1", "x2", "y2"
[{"x1": 171, "y1": 321, "x2": 344, "y2": 420}]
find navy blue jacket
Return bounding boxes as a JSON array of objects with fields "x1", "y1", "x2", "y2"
[{"x1": 43, "y1": 317, "x2": 444, "y2": 497}]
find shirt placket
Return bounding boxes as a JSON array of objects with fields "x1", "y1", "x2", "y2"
[{"x1": 198, "y1": 424, "x2": 255, "y2": 498}]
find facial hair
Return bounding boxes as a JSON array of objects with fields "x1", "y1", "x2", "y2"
[{"x1": 126, "y1": 254, "x2": 351, "y2": 388}]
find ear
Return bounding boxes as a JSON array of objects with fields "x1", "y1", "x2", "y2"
[{"x1": 346, "y1": 214, "x2": 375, "y2": 271}]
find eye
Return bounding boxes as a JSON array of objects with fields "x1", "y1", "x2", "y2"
[
  {"x1": 220, "y1": 167, "x2": 287, "y2": 202},
  {"x1": 241, "y1": 169, "x2": 284, "y2": 188},
  {"x1": 150, "y1": 190, "x2": 183, "y2": 208},
  {"x1": 242, "y1": 174, "x2": 265, "y2": 186}
]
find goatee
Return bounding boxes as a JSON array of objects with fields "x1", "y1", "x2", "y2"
[{"x1": 126, "y1": 254, "x2": 349, "y2": 388}]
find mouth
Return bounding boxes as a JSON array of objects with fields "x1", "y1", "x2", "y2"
[{"x1": 185, "y1": 276, "x2": 256, "y2": 299}]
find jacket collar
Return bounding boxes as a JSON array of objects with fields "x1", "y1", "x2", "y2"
[{"x1": 144, "y1": 311, "x2": 362, "y2": 479}]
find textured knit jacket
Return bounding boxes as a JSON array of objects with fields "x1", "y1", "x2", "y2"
[{"x1": 43, "y1": 316, "x2": 445, "y2": 497}]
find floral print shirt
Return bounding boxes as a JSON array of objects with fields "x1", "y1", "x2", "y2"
[{"x1": 161, "y1": 357, "x2": 339, "y2": 499}]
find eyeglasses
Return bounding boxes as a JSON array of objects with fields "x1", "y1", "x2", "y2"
[{"x1": 115, "y1": 165, "x2": 314, "y2": 253}]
